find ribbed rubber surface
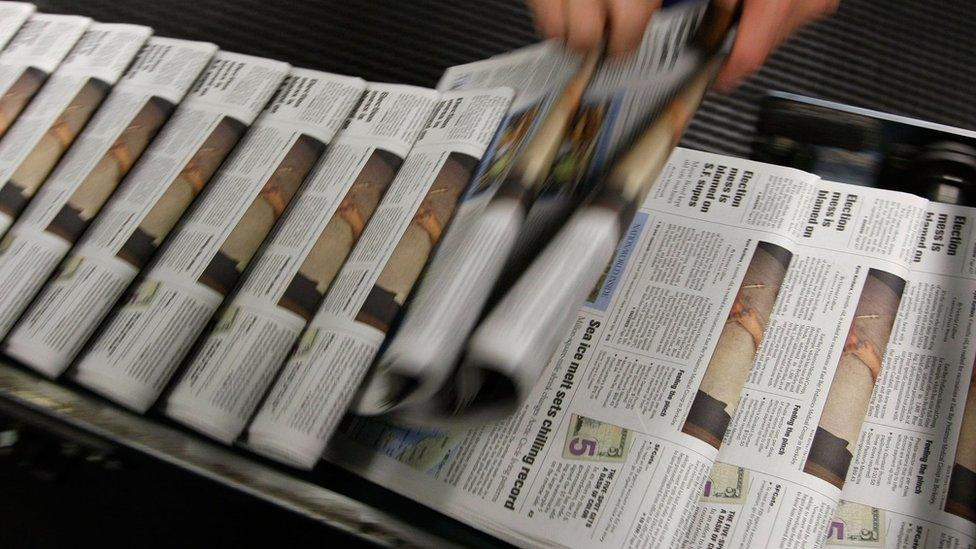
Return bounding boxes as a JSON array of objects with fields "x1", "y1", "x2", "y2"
[{"x1": 34, "y1": 0, "x2": 976, "y2": 159}]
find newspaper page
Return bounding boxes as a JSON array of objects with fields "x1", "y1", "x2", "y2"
[
  {"x1": 7, "y1": 52, "x2": 289, "y2": 377},
  {"x1": 0, "y1": 2, "x2": 34, "y2": 50},
  {"x1": 677, "y1": 168, "x2": 924, "y2": 547},
  {"x1": 0, "y1": 14, "x2": 89, "y2": 141},
  {"x1": 824, "y1": 201, "x2": 976, "y2": 548},
  {"x1": 3, "y1": 38, "x2": 218, "y2": 375},
  {"x1": 73, "y1": 69, "x2": 365, "y2": 412},
  {"x1": 244, "y1": 87, "x2": 513, "y2": 468},
  {"x1": 0, "y1": 23, "x2": 151, "y2": 234},
  {"x1": 160, "y1": 83, "x2": 439, "y2": 444},
  {"x1": 324, "y1": 148, "x2": 931, "y2": 549}
]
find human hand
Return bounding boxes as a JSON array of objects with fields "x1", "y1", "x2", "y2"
[{"x1": 527, "y1": 0, "x2": 839, "y2": 90}]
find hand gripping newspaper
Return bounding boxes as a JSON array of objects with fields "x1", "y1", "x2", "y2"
[
  {"x1": 0, "y1": 22, "x2": 150, "y2": 234},
  {"x1": 244, "y1": 87, "x2": 514, "y2": 468},
  {"x1": 364, "y1": 0, "x2": 718, "y2": 419},
  {"x1": 0, "y1": 2, "x2": 35, "y2": 50},
  {"x1": 325, "y1": 146, "x2": 976, "y2": 548},
  {"x1": 7, "y1": 52, "x2": 289, "y2": 377},
  {"x1": 160, "y1": 38, "x2": 581, "y2": 445},
  {"x1": 0, "y1": 12, "x2": 87, "y2": 141},
  {"x1": 0, "y1": 38, "x2": 218, "y2": 369},
  {"x1": 160, "y1": 83, "x2": 441, "y2": 443},
  {"x1": 72, "y1": 68, "x2": 365, "y2": 412}
]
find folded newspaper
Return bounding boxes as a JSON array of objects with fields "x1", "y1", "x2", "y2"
[{"x1": 0, "y1": 2, "x2": 971, "y2": 548}]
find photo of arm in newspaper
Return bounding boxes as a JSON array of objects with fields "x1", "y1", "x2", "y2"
[
  {"x1": 0, "y1": 66, "x2": 43, "y2": 136},
  {"x1": 278, "y1": 148, "x2": 400, "y2": 320},
  {"x1": 804, "y1": 269, "x2": 906, "y2": 489},
  {"x1": 117, "y1": 116, "x2": 247, "y2": 268},
  {"x1": 0, "y1": 77, "x2": 109, "y2": 218},
  {"x1": 356, "y1": 152, "x2": 477, "y2": 333},
  {"x1": 682, "y1": 241, "x2": 793, "y2": 449},
  {"x1": 198, "y1": 134, "x2": 325, "y2": 295},
  {"x1": 45, "y1": 95, "x2": 173, "y2": 241}
]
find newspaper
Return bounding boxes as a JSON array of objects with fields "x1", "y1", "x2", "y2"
[
  {"x1": 368, "y1": 2, "x2": 716, "y2": 417},
  {"x1": 822, "y1": 200, "x2": 976, "y2": 548},
  {"x1": 321, "y1": 148, "x2": 975, "y2": 549},
  {"x1": 72, "y1": 68, "x2": 364, "y2": 412},
  {"x1": 7, "y1": 52, "x2": 289, "y2": 377},
  {"x1": 160, "y1": 83, "x2": 439, "y2": 443},
  {"x1": 0, "y1": 2, "x2": 34, "y2": 50},
  {"x1": 0, "y1": 38, "x2": 217, "y2": 373},
  {"x1": 244, "y1": 87, "x2": 514, "y2": 468},
  {"x1": 0, "y1": 22, "x2": 150, "y2": 234},
  {"x1": 0, "y1": 13, "x2": 89, "y2": 142}
]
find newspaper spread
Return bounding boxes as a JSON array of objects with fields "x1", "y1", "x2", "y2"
[
  {"x1": 6, "y1": 52, "x2": 289, "y2": 377},
  {"x1": 368, "y1": 3, "x2": 713, "y2": 416},
  {"x1": 3, "y1": 38, "x2": 218, "y2": 376},
  {"x1": 160, "y1": 83, "x2": 440, "y2": 443},
  {"x1": 0, "y1": 2, "x2": 34, "y2": 50},
  {"x1": 0, "y1": 14, "x2": 89, "y2": 142},
  {"x1": 0, "y1": 23, "x2": 150, "y2": 234},
  {"x1": 73, "y1": 68, "x2": 365, "y2": 412},
  {"x1": 319, "y1": 148, "x2": 975, "y2": 549},
  {"x1": 244, "y1": 87, "x2": 514, "y2": 468}
]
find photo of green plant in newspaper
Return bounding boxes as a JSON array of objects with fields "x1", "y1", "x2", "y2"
[
  {"x1": 45, "y1": 96, "x2": 174, "y2": 243},
  {"x1": 278, "y1": 149, "x2": 401, "y2": 321},
  {"x1": 0, "y1": 67, "x2": 46, "y2": 138},
  {"x1": 469, "y1": 104, "x2": 540, "y2": 196},
  {"x1": 945, "y1": 359, "x2": 976, "y2": 522},
  {"x1": 355, "y1": 152, "x2": 477, "y2": 333},
  {"x1": 546, "y1": 101, "x2": 608, "y2": 193},
  {"x1": 682, "y1": 241, "x2": 793, "y2": 449},
  {"x1": 198, "y1": 134, "x2": 325, "y2": 296},
  {"x1": 0, "y1": 78, "x2": 110, "y2": 218},
  {"x1": 117, "y1": 116, "x2": 246, "y2": 269},
  {"x1": 825, "y1": 500, "x2": 884, "y2": 547},
  {"x1": 804, "y1": 269, "x2": 905, "y2": 489}
]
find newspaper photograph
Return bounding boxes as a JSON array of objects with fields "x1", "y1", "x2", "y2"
[
  {"x1": 72, "y1": 68, "x2": 364, "y2": 412},
  {"x1": 6, "y1": 52, "x2": 289, "y2": 377},
  {"x1": 0, "y1": 2, "x2": 34, "y2": 50},
  {"x1": 161, "y1": 83, "x2": 438, "y2": 443},
  {"x1": 0, "y1": 13, "x2": 87, "y2": 139},
  {"x1": 0, "y1": 23, "x2": 149, "y2": 234},
  {"x1": 244, "y1": 87, "x2": 513, "y2": 468}
]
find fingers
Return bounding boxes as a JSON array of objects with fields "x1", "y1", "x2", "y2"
[
  {"x1": 529, "y1": 0, "x2": 567, "y2": 39},
  {"x1": 565, "y1": 0, "x2": 607, "y2": 51},
  {"x1": 716, "y1": 0, "x2": 840, "y2": 91},
  {"x1": 605, "y1": 0, "x2": 659, "y2": 55}
]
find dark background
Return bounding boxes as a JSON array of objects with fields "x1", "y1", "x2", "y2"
[{"x1": 4, "y1": 0, "x2": 976, "y2": 546}]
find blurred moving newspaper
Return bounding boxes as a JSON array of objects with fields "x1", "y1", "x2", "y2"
[
  {"x1": 9, "y1": 52, "x2": 289, "y2": 377},
  {"x1": 1, "y1": 37, "x2": 217, "y2": 368},
  {"x1": 72, "y1": 67, "x2": 363, "y2": 412},
  {"x1": 329, "y1": 148, "x2": 976, "y2": 548}
]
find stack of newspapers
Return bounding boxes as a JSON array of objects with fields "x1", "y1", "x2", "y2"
[{"x1": 0, "y1": 1, "x2": 973, "y2": 547}]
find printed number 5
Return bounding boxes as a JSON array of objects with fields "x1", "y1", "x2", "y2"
[{"x1": 569, "y1": 437, "x2": 597, "y2": 456}]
